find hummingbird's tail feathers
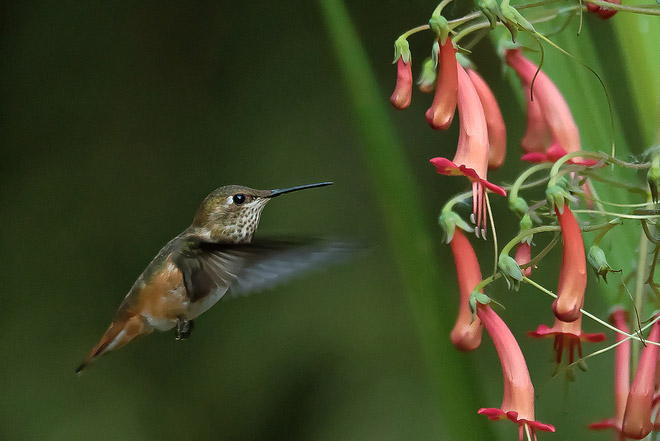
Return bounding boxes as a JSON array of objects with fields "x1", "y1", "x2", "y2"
[{"x1": 75, "y1": 315, "x2": 148, "y2": 374}]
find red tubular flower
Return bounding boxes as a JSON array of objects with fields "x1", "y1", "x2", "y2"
[
  {"x1": 391, "y1": 57, "x2": 412, "y2": 110},
  {"x1": 528, "y1": 314, "x2": 605, "y2": 367},
  {"x1": 589, "y1": 308, "x2": 630, "y2": 439},
  {"x1": 506, "y1": 49, "x2": 596, "y2": 167},
  {"x1": 430, "y1": 64, "x2": 507, "y2": 236},
  {"x1": 425, "y1": 38, "x2": 458, "y2": 130},
  {"x1": 622, "y1": 317, "x2": 660, "y2": 440},
  {"x1": 449, "y1": 229, "x2": 483, "y2": 351},
  {"x1": 552, "y1": 205, "x2": 586, "y2": 323},
  {"x1": 514, "y1": 242, "x2": 532, "y2": 277},
  {"x1": 467, "y1": 68, "x2": 507, "y2": 170},
  {"x1": 476, "y1": 304, "x2": 555, "y2": 440},
  {"x1": 587, "y1": 0, "x2": 620, "y2": 19}
]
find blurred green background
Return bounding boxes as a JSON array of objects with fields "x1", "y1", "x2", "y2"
[{"x1": 2, "y1": 1, "x2": 658, "y2": 440}]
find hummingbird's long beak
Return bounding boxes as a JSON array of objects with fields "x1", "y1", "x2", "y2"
[{"x1": 268, "y1": 182, "x2": 333, "y2": 198}]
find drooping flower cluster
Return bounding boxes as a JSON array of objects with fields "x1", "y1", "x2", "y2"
[{"x1": 388, "y1": 2, "x2": 658, "y2": 440}]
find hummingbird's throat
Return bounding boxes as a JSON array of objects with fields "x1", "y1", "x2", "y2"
[{"x1": 212, "y1": 204, "x2": 264, "y2": 243}]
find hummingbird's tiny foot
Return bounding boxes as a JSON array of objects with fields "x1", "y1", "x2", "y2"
[{"x1": 175, "y1": 316, "x2": 194, "y2": 341}]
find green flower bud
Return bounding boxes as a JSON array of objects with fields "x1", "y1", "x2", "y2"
[
  {"x1": 587, "y1": 245, "x2": 621, "y2": 283},
  {"x1": 417, "y1": 57, "x2": 436, "y2": 93},
  {"x1": 498, "y1": 254, "x2": 524, "y2": 291}
]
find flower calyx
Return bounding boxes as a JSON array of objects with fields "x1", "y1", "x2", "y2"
[
  {"x1": 392, "y1": 37, "x2": 411, "y2": 64},
  {"x1": 518, "y1": 214, "x2": 533, "y2": 244},
  {"x1": 478, "y1": 0, "x2": 505, "y2": 30},
  {"x1": 546, "y1": 177, "x2": 577, "y2": 215},
  {"x1": 499, "y1": 0, "x2": 535, "y2": 43},
  {"x1": 469, "y1": 290, "x2": 493, "y2": 318},
  {"x1": 429, "y1": 15, "x2": 450, "y2": 45},
  {"x1": 439, "y1": 210, "x2": 473, "y2": 243}
]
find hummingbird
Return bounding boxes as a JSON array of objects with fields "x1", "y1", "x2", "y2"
[{"x1": 76, "y1": 181, "x2": 342, "y2": 373}]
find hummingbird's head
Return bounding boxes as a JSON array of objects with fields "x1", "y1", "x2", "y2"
[{"x1": 191, "y1": 182, "x2": 332, "y2": 243}]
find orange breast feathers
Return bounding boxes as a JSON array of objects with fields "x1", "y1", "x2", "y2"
[{"x1": 133, "y1": 261, "x2": 188, "y2": 325}]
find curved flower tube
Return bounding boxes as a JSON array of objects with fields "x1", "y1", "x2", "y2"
[
  {"x1": 430, "y1": 63, "x2": 506, "y2": 236},
  {"x1": 588, "y1": 308, "x2": 630, "y2": 440},
  {"x1": 425, "y1": 38, "x2": 458, "y2": 130},
  {"x1": 514, "y1": 242, "x2": 532, "y2": 277},
  {"x1": 622, "y1": 317, "x2": 660, "y2": 439},
  {"x1": 467, "y1": 68, "x2": 506, "y2": 170},
  {"x1": 505, "y1": 49, "x2": 596, "y2": 167},
  {"x1": 552, "y1": 205, "x2": 587, "y2": 323},
  {"x1": 390, "y1": 57, "x2": 412, "y2": 110},
  {"x1": 520, "y1": 85, "x2": 551, "y2": 155},
  {"x1": 476, "y1": 303, "x2": 555, "y2": 440},
  {"x1": 449, "y1": 229, "x2": 483, "y2": 351}
]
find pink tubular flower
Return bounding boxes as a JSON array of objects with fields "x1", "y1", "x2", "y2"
[
  {"x1": 589, "y1": 308, "x2": 630, "y2": 439},
  {"x1": 528, "y1": 314, "x2": 605, "y2": 367},
  {"x1": 520, "y1": 85, "x2": 551, "y2": 156},
  {"x1": 622, "y1": 317, "x2": 660, "y2": 440},
  {"x1": 467, "y1": 68, "x2": 506, "y2": 170},
  {"x1": 425, "y1": 38, "x2": 458, "y2": 130},
  {"x1": 587, "y1": 0, "x2": 620, "y2": 19},
  {"x1": 391, "y1": 57, "x2": 412, "y2": 110},
  {"x1": 552, "y1": 205, "x2": 587, "y2": 323},
  {"x1": 476, "y1": 303, "x2": 555, "y2": 440},
  {"x1": 449, "y1": 229, "x2": 483, "y2": 351},
  {"x1": 430, "y1": 63, "x2": 507, "y2": 236},
  {"x1": 514, "y1": 242, "x2": 532, "y2": 277},
  {"x1": 505, "y1": 49, "x2": 596, "y2": 167}
]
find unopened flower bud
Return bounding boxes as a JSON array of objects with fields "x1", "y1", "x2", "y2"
[
  {"x1": 587, "y1": 245, "x2": 621, "y2": 283},
  {"x1": 498, "y1": 254, "x2": 524, "y2": 291},
  {"x1": 417, "y1": 57, "x2": 436, "y2": 93},
  {"x1": 439, "y1": 211, "x2": 472, "y2": 243},
  {"x1": 390, "y1": 38, "x2": 412, "y2": 110}
]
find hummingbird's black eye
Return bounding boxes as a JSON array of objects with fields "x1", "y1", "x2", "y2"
[{"x1": 232, "y1": 194, "x2": 246, "y2": 205}]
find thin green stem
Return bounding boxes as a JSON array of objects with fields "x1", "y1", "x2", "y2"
[
  {"x1": 591, "y1": 219, "x2": 622, "y2": 246},
  {"x1": 572, "y1": 209, "x2": 660, "y2": 220},
  {"x1": 569, "y1": 314, "x2": 660, "y2": 367},
  {"x1": 582, "y1": 171, "x2": 647, "y2": 194},
  {"x1": 432, "y1": 0, "x2": 453, "y2": 18},
  {"x1": 401, "y1": 25, "x2": 431, "y2": 40},
  {"x1": 509, "y1": 163, "x2": 555, "y2": 206},
  {"x1": 582, "y1": 0, "x2": 660, "y2": 15},
  {"x1": 631, "y1": 228, "x2": 651, "y2": 369},
  {"x1": 485, "y1": 193, "x2": 499, "y2": 277},
  {"x1": 524, "y1": 277, "x2": 660, "y2": 345},
  {"x1": 501, "y1": 225, "x2": 561, "y2": 256}
]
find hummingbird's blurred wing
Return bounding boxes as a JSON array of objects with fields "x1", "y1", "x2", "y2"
[{"x1": 173, "y1": 238, "x2": 356, "y2": 302}]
